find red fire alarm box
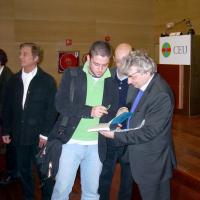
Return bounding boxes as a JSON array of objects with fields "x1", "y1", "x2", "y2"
[
  {"x1": 66, "y1": 39, "x2": 72, "y2": 46},
  {"x1": 58, "y1": 51, "x2": 79, "y2": 73}
]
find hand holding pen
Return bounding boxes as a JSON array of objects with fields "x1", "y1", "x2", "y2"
[{"x1": 91, "y1": 105, "x2": 110, "y2": 118}]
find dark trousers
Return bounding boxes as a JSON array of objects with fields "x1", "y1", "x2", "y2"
[
  {"x1": 16, "y1": 145, "x2": 54, "y2": 200},
  {"x1": 99, "y1": 145, "x2": 133, "y2": 200},
  {"x1": 1, "y1": 117, "x2": 17, "y2": 177},
  {"x1": 6, "y1": 143, "x2": 17, "y2": 176},
  {"x1": 138, "y1": 180, "x2": 170, "y2": 200}
]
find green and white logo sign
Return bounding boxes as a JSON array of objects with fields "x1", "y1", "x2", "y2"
[{"x1": 162, "y1": 42, "x2": 171, "y2": 57}]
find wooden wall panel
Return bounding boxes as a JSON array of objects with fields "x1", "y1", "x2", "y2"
[
  {"x1": 0, "y1": 1, "x2": 14, "y2": 42},
  {"x1": 0, "y1": 0, "x2": 14, "y2": 18},
  {"x1": 0, "y1": 0, "x2": 156, "y2": 82},
  {"x1": 96, "y1": 0, "x2": 154, "y2": 24},
  {"x1": 95, "y1": 0, "x2": 155, "y2": 52},
  {"x1": 0, "y1": 20, "x2": 15, "y2": 42},
  {"x1": 14, "y1": 20, "x2": 96, "y2": 42},
  {"x1": 14, "y1": 0, "x2": 95, "y2": 21},
  {"x1": 0, "y1": 1, "x2": 16, "y2": 71},
  {"x1": 96, "y1": 23, "x2": 154, "y2": 54}
]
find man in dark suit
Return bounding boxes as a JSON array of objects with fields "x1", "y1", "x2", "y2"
[
  {"x1": 99, "y1": 50, "x2": 176, "y2": 200},
  {"x1": 0, "y1": 49, "x2": 14, "y2": 183},
  {"x1": 0, "y1": 49, "x2": 13, "y2": 133},
  {"x1": 2, "y1": 43, "x2": 57, "y2": 200},
  {"x1": 51, "y1": 41, "x2": 119, "y2": 200},
  {"x1": 0, "y1": 49, "x2": 13, "y2": 115},
  {"x1": 99, "y1": 43, "x2": 134, "y2": 200}
]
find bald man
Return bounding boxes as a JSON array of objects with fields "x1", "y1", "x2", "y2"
[{"x1": 99, "y1": 43, "x2": 134, "y2": 200}]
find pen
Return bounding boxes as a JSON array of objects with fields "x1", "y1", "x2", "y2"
[{"x1": 106, "y1": 105, "x2": 111, "y2": 110}]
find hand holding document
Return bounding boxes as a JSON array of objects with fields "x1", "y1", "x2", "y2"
[
  {"x1": 98, "y1": 119, "x2": 146, "y2": 139},
  {"x1": 88, "y1": 111, "x2": 132, "y2": 132}
]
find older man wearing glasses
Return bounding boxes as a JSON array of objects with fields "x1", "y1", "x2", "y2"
[{"x1": 99, "y1": 50, "x2": 176, "y2": 200}]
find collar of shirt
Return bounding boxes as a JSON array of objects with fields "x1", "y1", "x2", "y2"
[
  {"x1": 22, "y1": 66, "x2": 38, "y2": 81},
  {"x1": 0, "y1": 66, "x2": 4, "y2": 76},
  {"x1": 140, "y1": 74, "x2": 154, "y2": 92},
  {"x1": 21, "y1": 66, "x2": 38, "y2": 109},
  {"x1": 83, "y1": 61, "x2": 111, "y2": 81}
]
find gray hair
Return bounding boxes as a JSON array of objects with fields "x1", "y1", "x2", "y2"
[{"x1": 121, "y1": 50, "x2": 157, "y2": 75}]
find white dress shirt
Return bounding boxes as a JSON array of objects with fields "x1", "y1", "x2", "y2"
[
  {"x1": 21, "y1": 67, "x2": 37, "y2": 109},
  {"x1": 0, "y1": 66, "x2": 4, "y2": 76}
]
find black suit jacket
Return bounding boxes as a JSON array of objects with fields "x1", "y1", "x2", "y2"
[
  {"x1": 53, "y1": 67, "x2": 119, "y2": 162},
  {"x1": 0, "y1": 66, "x2": 13, "y2": 113},
  {"x1": 0, "y1": 66, "x2": 13, "y2": 134},
  {"x1": 114, "y1": 73, "x2": 176, "y2": 185},
  {"x1": 3, "y1": 67, "x2": 57, "y2": 145}
]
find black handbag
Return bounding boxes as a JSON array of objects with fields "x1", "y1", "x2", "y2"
[{"x1": 36, "y1": 139, "x2": 62, "y2": 180}]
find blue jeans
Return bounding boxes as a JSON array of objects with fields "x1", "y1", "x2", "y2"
[{"x1": 51, "y1": 143, "x2": 102, "y2": 200}]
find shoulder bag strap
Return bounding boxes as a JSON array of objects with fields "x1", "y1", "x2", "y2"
[{"x1": 59, "y1": 68, "x2": 77, "y2": 127}]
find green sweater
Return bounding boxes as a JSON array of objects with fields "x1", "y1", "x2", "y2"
[{"x1": 72, "y1": 62, "x2": 111, "y2": 141}]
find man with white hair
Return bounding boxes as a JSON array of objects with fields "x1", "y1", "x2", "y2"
[
  {"x1": 99, "y1": 43, "x2": 134, "y2": 200},
  {"x1": 99, "y1": 50, "x2": 176, "y2": 200}
]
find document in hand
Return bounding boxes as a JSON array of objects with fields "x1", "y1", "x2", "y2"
[{"x1": 88, "y1": 112, "x2": 132, "y2": 132}]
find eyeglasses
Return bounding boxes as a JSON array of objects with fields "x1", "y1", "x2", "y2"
[{"x1": 91, "y1": 60, "x2": 109, "y2": 68}]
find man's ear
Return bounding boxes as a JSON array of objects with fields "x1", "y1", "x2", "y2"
[
  {"x1": 113, "y1": 55, "x2": 116, "y2": 62},
  {"x1": 86, "y1": 54, "x2": 90, "y2": 62},
  {"x1": 34, "y1": 55, "x2": 39, "y2": 63}
]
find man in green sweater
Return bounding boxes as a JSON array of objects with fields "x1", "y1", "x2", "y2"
[{"x1": 51, "y1": 41, "x2": 119, "y2": 200}]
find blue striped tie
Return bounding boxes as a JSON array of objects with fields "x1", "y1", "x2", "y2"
[{"x1": 127, "y1": 90, "x2": 144, "y2": 128}]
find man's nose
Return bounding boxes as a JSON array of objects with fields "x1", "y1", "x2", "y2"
[{"x1": 98, "y1": 66, "x2": 104, "y2": 72}]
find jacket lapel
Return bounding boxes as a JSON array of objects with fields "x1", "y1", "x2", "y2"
[
  {"x1": 126, "y1": 85, "x2": 138, "y2": 109},
  {"x1": 0, "y1": 67, "x2": 8, "y2": 84},
  {"x1": 135, "y1": 73, "x2": 159, "y2": 111}
]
